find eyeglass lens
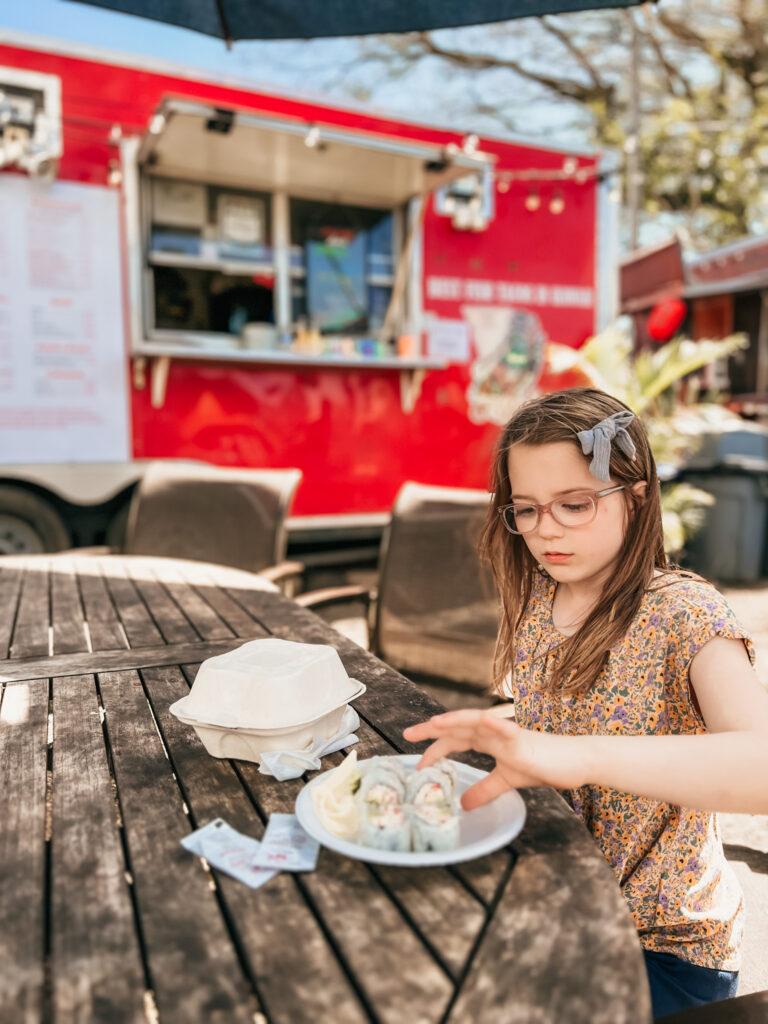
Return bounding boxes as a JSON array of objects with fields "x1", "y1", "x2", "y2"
[{"x1": 505, "y1": 493, "x2": 597, "y2": 533}]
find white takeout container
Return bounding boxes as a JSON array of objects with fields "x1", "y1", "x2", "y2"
[
  {"x1": 170, "y1": 696, "x2": 363, "y2": 762},
  {"x1": 168, "y1": 638, "x2": 366, "y2": 762}
]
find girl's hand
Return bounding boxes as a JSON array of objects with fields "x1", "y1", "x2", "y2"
[{"x1": 403, "y1": 709, "x2": 551, "y2": 810}]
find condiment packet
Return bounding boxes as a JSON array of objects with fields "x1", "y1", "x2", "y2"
[
  {"x1": 181, "y1": 819, "x2": 277, "y2": 889},
  {"x1": 251, "y1": 813, "x2": 320, "y2": 872}
]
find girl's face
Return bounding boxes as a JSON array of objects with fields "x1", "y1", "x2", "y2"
[{"x1": 506, "y1": 441, "x2": 634, "y2": 590}]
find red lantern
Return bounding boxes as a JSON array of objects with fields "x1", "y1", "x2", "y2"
[{"x1": 647, "y1": 297, "x2": 687, "y2": 343}]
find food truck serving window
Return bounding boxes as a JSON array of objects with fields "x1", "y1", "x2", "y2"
[
  {"x1": 290, "y1": 199, "x2": 394, "y2": 334},
  {"x1": 133, "y1": 98, "x2": 492, "y2": 363},
  {"x1": 148, "y1": 178, "x2": 276, "y2": 338}
]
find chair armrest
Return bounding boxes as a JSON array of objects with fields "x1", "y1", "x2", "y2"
[
  {"x1": 294, "y1": 584, "x2": 373, "y2": 614},
  {"x1": 258, "y1": 560, "x2": 305, "y2": 597}
]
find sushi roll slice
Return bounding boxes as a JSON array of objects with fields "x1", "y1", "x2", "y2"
[
  {"x1": 406, "y1": 758, "x2": 458, "y2": 807},
  {"x1": 360, "y1": 803, "x2": 411, "y2": 852},
  {"x1": 411, "y1": 802, "x2": 460, "y2": 853},
  {"x1": 359, "y1": 757, "x2": 407, "y2": 806}
]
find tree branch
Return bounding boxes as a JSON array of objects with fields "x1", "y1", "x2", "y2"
[
  {"x1": 415, "y1": 31, "x2": 612, "y2": 107},
  {"x1": 642, "y1": 8, "x2": 695, "y2": 102},
  {"x1": 656, "y1": 11, "x2": 713, "y2": 53},
  {"x1": 540, "y1": 16, "x2": 604, "y2": 92}
]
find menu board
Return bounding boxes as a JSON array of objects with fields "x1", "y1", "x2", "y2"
[
  {"x1": 306, "y1": 229, "x2": 367, "y2": 332},
  {"x1": 0, "y1": 177, "x2": 129, "y2": 463}
]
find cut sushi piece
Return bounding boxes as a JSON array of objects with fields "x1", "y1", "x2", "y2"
[
  {"x1": 358, "y1": 757, "x2": 407, "y2": 805},
  {"x1": 360, "y1": 803, "x2": 411, "y2": 852},
  {"x1": 406, "y1": 758, "x2": 458, "y2": 807},
  {"x1": 411, "y1": 802, "x2": 460, "y2": 853}
]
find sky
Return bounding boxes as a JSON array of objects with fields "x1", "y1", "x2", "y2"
[{"x1": 1, "y1": 1, "x2": 399, "y2": 107}]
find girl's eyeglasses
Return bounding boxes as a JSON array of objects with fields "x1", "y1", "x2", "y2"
[{"x1": 498, "y1": 485, "x2": 625, "y2": 535}]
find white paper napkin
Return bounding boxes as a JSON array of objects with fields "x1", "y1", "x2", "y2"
[{"x1": 258, "y1": 705, "x2": 360, "y2": 780}]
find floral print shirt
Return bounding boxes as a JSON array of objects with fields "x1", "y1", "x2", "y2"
[{"x1": 505, "y1": 572, "x2": 754, "y2": 970}]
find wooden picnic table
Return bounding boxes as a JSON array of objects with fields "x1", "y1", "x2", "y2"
[{"x1": 0, "y1": 553, "x2": 652, "y2": 1024}]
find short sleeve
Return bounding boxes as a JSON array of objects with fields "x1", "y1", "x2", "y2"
[{"x1": 665, "y1": 578, "x2": 755, "y2": 675}]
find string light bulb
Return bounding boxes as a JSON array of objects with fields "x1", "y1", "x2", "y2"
[
  {"x1": 524, "y1": 189, "x2": 541, "y2": 212},
  {"x1": 549, "y1": 191, "x2": 565, "y2": 215},
  {"x1": 107, "y1": 160, "x2": 123, "y2": 187}
]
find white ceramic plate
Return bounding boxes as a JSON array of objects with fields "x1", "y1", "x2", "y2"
[{"x1": 294, "y1": 754, "x2": 526, "y2": 867}]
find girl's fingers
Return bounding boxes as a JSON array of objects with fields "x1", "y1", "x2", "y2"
[
  {"x1": 460, "y1": 770, "x2": 512, "y2": 811},
  {"x1": 404, "y1": 709, "x2": 514, "y2": 744},
  {"x1": 415, "y1": 735, "x2": 472, "y2": 769},
  {"x1": 403, "y1": 721, "x2": 439, "y2": 742}
]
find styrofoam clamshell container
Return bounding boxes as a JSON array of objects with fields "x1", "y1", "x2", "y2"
[
  {"x1": 170, "y1": 697, "x2": 363, "y2": 762},
  {"x1": 168, "y1": 638, "x2": 366, "y2": 761}
]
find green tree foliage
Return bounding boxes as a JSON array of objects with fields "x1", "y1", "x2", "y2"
[{"x1": 546, "y1": 321, "x2": 749, "y2": 554}]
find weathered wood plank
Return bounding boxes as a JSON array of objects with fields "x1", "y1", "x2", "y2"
[
  {"x1": 0, "y1": 563, "x2": 23, "y2": 659},
  {"x1": 50, "y1": 557, "x2": 89, "y2": 655},
  {"x1": 145, "y1": 560, "x2": 238, "y2": 641},
  {"x1": 143, "y1": 663, "x2": 370, "y2": 1024},
  {"x1": 124, "y1": 560, "x2": 201, "y2": 645},
  {"x1": 446, "y1": 787, "x2": 652, "y2": 1024},
  {"x1": 184, "y1": 566, "x2": 270, "y2": 637},
  {"x1": 0, "y1": 678, "x2": 49, "y2": 1023},
  {"x1": 98, "y1": 669, "x2": 257, "y2": 1023},
  {"x1": 50, "y1": 674, "x2": 146, "y2": 1022},
  {"x1": 11, "y1": 560, "x2": 50, "y2": 658},
  {"x1": 76, "y1": 559, "x2": 128, "y2": 652},
  {"x1": 99, "y1": 560, "x2": 164, "y2": 649},
  {"x1": 236, "y1": 758, "x2": 455, "y2": 1024},
  {"x1": 0, "y1": 638, "x2": 254, "y2": 683}
]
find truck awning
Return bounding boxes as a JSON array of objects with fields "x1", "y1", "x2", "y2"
[{"x1": 139, "y1": 99, "x2": 493, "y2": 208}]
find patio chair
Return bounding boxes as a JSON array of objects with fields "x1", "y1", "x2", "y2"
[
  {"x1": 657, "y1": 990, "x2": 768, "y2": 1023},
  {"x1": 297, "y1": 481, "x2": 500, "y2": 693},
  {"x1": 123, "y1": 461, "x2": 303, "y2": 592}
]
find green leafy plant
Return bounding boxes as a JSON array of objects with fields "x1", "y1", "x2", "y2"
[{"x1": 545, "y1": 321, "x2": 748, "y2": 555}]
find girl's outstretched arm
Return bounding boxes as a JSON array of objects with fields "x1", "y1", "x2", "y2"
[{"x1": 403, "y1": 637, "x2": 768, "y2": 814}]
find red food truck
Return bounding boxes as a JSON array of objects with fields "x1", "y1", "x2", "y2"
[{"x1": 0, "y1": 32, "x2": 617, "y2": 561}]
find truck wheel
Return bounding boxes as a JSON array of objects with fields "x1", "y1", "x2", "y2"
[{"x1": 0, "y1": 486, "x2": 71, "y2": 554}]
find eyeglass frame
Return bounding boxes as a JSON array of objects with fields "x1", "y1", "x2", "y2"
[{"x1": 497, "y1": 484, "x2": 626, "y2": 535}]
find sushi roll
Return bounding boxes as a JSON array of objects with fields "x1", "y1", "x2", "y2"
[
  {"x1": 358, "y1": 757, "x2": 407, "y2": 806},
  {"x1": 360, "y1": 803, "x2": 411, "y2": 852},
  {"x1": 411, "y1": 802, "x2": 460, "y2": 853},
  {"x1": 406, "y1": 758, "x2": 458, "y2": 807}
]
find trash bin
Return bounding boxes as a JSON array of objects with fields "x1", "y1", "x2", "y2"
[{"x1": 677, "y1": 422, "x2": 768, "y2": 583}]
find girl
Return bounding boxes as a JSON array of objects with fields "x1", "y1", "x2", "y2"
[{"x1": 404, "y1": 387, "x2": 768, "y2": 1020}]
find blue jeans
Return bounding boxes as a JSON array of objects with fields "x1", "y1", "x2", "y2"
[{"x1": 644, "y1": 949, "x2": 739, "y2": 1020}]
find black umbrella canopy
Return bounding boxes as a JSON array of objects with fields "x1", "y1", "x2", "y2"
[{"x1": 66, "y1": 0, "x2": 648, "y2": 42}]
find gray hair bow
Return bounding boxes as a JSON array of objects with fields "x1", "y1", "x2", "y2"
[{"x1": 577, "y1": 411, "x2": 637, "y2": 483}]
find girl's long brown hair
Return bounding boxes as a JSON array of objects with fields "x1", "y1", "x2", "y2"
[{"x1": 479, "y1": 387, "x2": 669, "y2": 694}]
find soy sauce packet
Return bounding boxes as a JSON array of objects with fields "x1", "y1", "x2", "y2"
[
  {"x1": 251, "y1": 813, "x2": 320, "y2": 872},
  {"x1": 181, "y1": 818, "x2": 277, "y2": 889}
]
